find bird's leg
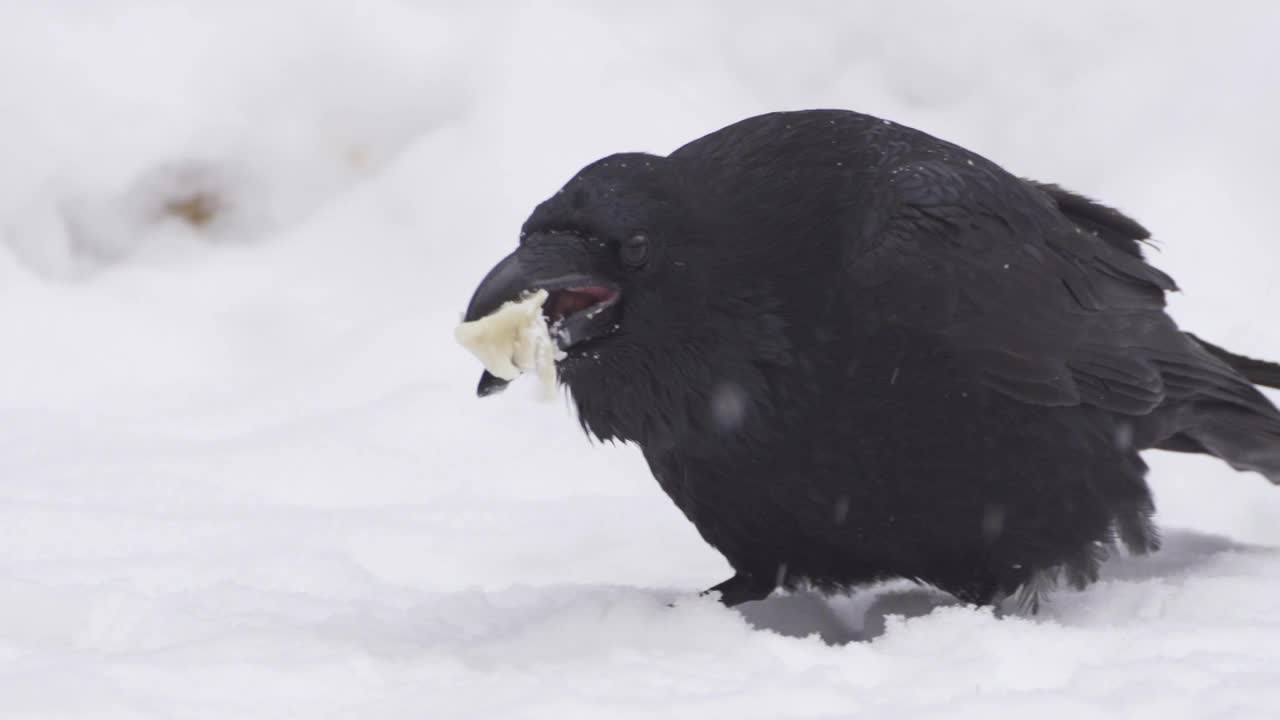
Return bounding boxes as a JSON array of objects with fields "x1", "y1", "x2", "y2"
[{"x1": 701, "y1": 573, "x2": 776, "y2": 607}]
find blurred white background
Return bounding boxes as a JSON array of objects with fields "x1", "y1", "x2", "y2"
[{"x1": 2, "y1": 2, "x2": 1279, "y2": 718}]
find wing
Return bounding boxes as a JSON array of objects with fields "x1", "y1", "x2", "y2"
[
  {"x1": 849, "y1": 159, "x2": 1220, "y2": 416},
  {"x1": 1026, "y1": 180, "x2": 1152, "y2": 259}
]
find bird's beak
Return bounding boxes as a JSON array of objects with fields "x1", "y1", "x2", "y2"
[
  {"x1": 462, "y1": 248, "x2": 621, "y2": 398},
  {"x1": 463, "y1": 251, "x2": 529, "y2": 398},
  {"x1": 463, "y1": 251, "x2": 530, "y2": 324}
]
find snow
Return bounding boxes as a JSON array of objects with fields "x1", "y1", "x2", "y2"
[{"x1": 2, "y1": 2, "x2": 1280, "y2": 717}]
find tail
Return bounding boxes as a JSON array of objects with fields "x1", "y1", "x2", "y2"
[
  {"x1": 1187, "y1": 334, "x2": 1280, "y2": 390},
  {"x1": 1028, "y1": 179, "x2": 1280, "y2": 482},
  {"x1": 1153, "y1": 335, "x2": 1280, "y2": 484}
]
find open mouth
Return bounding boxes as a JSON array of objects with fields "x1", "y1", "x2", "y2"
[
  {"x1": 540, "y1": 284, "x2": 621, "y2": 349},
  {"x1": 543, "y1": 286, "x2": 618, "y2": 324},
  {"x1": 461, "y1": 250, "x2": 623, "y2": 397}
]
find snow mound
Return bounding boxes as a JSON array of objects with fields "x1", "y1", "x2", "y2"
[{"x1": 0, "y1": 0, "x2": 466, "y2": 279}]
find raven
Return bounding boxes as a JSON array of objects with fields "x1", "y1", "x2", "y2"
[{"x1": 461, "y1": 109, "x2": 1280, "y2": 609}]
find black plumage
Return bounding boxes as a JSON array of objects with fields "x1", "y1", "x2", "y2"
[{"x1": 462, "y1": 109, "x2": 1280, "y2": 610}]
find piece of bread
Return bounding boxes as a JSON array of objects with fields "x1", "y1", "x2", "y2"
[{"x1": 454, "y1": 289, "x2": 561, "y2": 397}]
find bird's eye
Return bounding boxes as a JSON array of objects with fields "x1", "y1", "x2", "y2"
[{"x1": 619, "y1": 233, "x2": 650, "y2": 269}]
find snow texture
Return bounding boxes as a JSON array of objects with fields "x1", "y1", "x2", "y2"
[{"x1": 2, "y1": 2, "x2": 1280, "y2": 718}]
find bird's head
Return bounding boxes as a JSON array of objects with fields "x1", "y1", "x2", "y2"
[{"x1": 461, "y1": 152, "x2": 797, "y2": 446}]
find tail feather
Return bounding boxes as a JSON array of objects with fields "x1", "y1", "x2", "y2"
[
  {"x1": 1174, "y1": 400, "x2": 1280, "y2": 483},
  {"x1": 1149, "y1": 335, "x2": 1280, "y2": 484},
  {"x1": 1188, "y1": 333, "x2": 1280, "y2": 390}
]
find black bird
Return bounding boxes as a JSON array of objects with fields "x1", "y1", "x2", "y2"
[{"x1": 461, "y1": 109, "x2": 1280, "y2": 609}]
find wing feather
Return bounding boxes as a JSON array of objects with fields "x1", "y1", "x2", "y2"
[{"x1": 854, "y1": 160, "x2": 1189, "y2": 417}]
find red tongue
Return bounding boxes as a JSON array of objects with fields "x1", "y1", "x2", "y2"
[
  {"x1": 557, "y1": 293, "x2": 590, "y2": 317},
  {"x1": 574, "y1": 286, "x2": 615, "y2": 303},
  {"x1": 552, "y1": 287, "x2": 612, "y2": 319}
]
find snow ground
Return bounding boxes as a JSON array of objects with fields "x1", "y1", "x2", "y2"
[{"x1": 2, "y1": 2, "x2": 1280, "y2": 718}]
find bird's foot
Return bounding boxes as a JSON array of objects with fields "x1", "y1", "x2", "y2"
[{"x1": 701, "y1": 573, "x2": 776, "y2": 607}]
